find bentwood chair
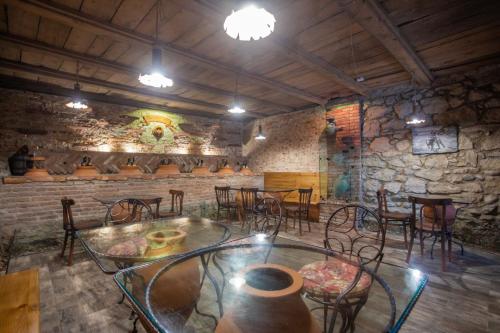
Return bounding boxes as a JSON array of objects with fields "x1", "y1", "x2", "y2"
[
  {"x1": 299, "y1": 205, "x2": 385, "y2": 333},
  {"x1": 159, "y1": 190, "x2": 184, "y2": 218},
  {"x1": 104, "y1": 198, "x2": 154, "y2": 225},
  {"x1": 285, "y1": 188, "x2": 313, "y2": 235},
  {"x1": 214, "y1": 186, "x2": 237, "y2": 223},
  {"x1": 240, "y1": 187, "x2": 258, "y2": 230},
  {"x1": 60, "y1": 198, "x2": 103, "y2": 266},
  {"x1": 407, "y1": 196, "x2": 464, "y2": 271},
  {"x1": 376, "y1": 186, "x2": 411, "y2": 248}
]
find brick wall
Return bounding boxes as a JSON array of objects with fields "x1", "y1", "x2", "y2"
[
  {"x1": 242, "y1": 107, "x2": 325, "y2": 173},
  {"x1": 0, "y1": 174, "x2": 263, "y2": 248}
]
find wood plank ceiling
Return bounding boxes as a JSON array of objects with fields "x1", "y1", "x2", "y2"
[{"x1": 0, "y1": 0, "x2": 499, "y2": 119}]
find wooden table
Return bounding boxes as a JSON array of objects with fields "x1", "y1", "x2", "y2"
[{"x1": 0, "y1": 269, "x2": 40, "y2": 333}]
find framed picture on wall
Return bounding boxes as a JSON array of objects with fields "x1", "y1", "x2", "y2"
[{"x1": 412, "y1": 126, "x2": 458, "y2": 155}]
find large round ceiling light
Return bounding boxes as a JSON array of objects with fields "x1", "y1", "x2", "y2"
[{"x1": 224, "y1": 5, "x2": 276, "y2": 41}]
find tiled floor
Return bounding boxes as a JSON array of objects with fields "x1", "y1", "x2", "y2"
[{"x1": 7, "y1": 222, "x2": 500, "y2": 333}]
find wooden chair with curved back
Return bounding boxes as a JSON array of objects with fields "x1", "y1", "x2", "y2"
[
  {"x1": 104, "y1": 198, "x2": 154, "y2": 225},
  {"x1": 239, "y1": 187, "x2": 258, "y2": 230},
  {"x1": 285, "y1": 188, "x2": 313, "y2": 236},
  {"x1": 376, "y1": 185, "x2": 411, "y2": 248},
  {"x1": 214, "y1": 186, "x2": 237, "y2": 223},
  {"x1": 61, "y1": 197, "x2": 103, "y2": 266}
]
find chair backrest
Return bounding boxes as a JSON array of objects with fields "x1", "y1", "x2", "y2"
[
  {"x1": 169, "y1": 190, "x2": 184, "y2": 216},
  {"x1": 104, "y1": 199, "x2": 154, "y2": 225},
  {"x1": 409, "y1": 196, "x2": 454, "y2": 232},
  {"x1": 324, "y1": 205, "x2": 385, "y2": 270},
  {"x1": 252, "y1": 197, "x2": 283, "y2": 238},
  {"x1": 298, "y1": 188, "x2": 313, "y2": 215},
  {"x1": 376, "y1": 185, "x2": 389, "y2": 214},
  {"x1": 240, "y1": 187, "x2": 258, "y2": 212},
  {"x1": 214, "y1": 186, "x2": 231, "y2": 206},
  {"x1": 61, "y1": 197, "x2": 76, "y2": 230}
]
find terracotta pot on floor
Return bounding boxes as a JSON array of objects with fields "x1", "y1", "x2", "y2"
[
  {"x1": 131, "y1": 241, "x2": 200, "y2": 333},
  {"x1": 215, "y1": 263, "x2": 321, "y2": 333}
]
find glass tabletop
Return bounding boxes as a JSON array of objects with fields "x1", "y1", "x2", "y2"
[
  {"x1": 114, "y1": 235, "x2": 427, "y2": 333},
  {"x1": 78, "y1": 216, "x2": 237, "y2": 274}
]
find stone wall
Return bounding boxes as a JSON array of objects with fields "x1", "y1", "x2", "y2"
[
  {"x1": 362, "y1": 66, "x2": 500, "y2": 249},
  {"x1": 242, "y1": 107, "x2": 325, "y2": 173},
  {"x1": 0, "y1": 174, "x2": 262, "y2": 252}
]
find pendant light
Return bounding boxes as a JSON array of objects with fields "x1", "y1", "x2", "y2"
[
  {"x1": 224, "y1": 3, "x2": 276, "y2": 41},
  {"x1": 66, "y1": 61, "x2": 88, "y2": 109},
  {"x1": 255, "y1": 124, "x2": 266, "y2": 140},
  {"x1": 406, "y1": 74, "x2": 425, "y2": 125},
  {"x1": 228, "y1": 75, "x2": 245, "y2": 114},
  {"x1": 138, "y1": 0, "x2": 173, "y2": 88}
]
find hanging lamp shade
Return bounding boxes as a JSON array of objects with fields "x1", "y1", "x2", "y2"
[
  {"x1": 139, "y1": 47, "x2": 173, "y2": 88},
  {"x1": 255, "y1": 125, "x2": 266, "y2": 140},
  {"x1": 65, "y1": 82, "x2": 88, "y2": 109},
  {"x1": 224, "y1": 5, "x2": 276, "y2": 41}
]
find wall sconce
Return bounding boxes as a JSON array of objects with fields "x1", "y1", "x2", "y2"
[{"x1": 255, "y1": 124, "x2": 266, "y2": 140}]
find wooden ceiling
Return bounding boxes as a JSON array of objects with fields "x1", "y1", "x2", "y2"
[{"x1": 0, "y1": 0, "x2": 499, "y2": 119}]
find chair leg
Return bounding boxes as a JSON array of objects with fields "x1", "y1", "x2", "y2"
[
  {"x1": 403, "y1": 221, "x2": 408, "y2": 249},
  {"x1": 406, "y1": 228, "x2": 416, "y2": 264},
  {"x1": 441, "y1": 228, "x2": 446, "y2": 271},
  {"x1": 60, "y1": 230, "x2": 69, "y2": 258},
  {"x1": 298, "y1": 214, "x2": 303, "y2": 236},
  {"x1": 447, "y1": 231, "x2": 453, "y2": 262},
  {"x1": 285, "y1": 211, "x2": 288, "y2": 232},
  {"x1": 216, "y1": 207, "x2": 220, "y2": 222},
  {"x1": 68, "y1": 232, "x2": 75, "y2": 266},
  {"x1": 419, "y1": 228, "x2": 424, "y2": 256},
  {"x1": 226, "y1": 207, "x2": 231, "y2": 224},
  {"x1": 430, "y1": 234, "x2": 438, "y2": 259}
]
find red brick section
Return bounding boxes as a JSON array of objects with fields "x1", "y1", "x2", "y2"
[
  {"x1": 0, "y1": 174, "x2": 263, "y2": 234},
  {"x1": 326, "y1": 103, "x2": 361, "y2": 150}
]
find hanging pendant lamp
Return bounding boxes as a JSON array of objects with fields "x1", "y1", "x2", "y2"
[
  {"x1": 228, "y1": 75, "x2": 245, "y2": 114},
  {"x1": 139, "y1": 0, "x2": 173, "y2": 88},
  {"x1": 255, "y1": 124, "x2": 266, "y2": 140},
  {"x1": 66, "y1": 61, "x2": 88, "y2": 109}
]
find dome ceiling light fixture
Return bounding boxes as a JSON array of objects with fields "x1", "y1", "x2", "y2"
[
  {"x1": 66, "y1": 61, "x2": 88, "y2": 109},
  {"x1": 138, "y1": 0, "x2": 173, "y2": 88},
  {"x1": 224, "y1": 3, "x2": 276, "y2": 41},
  {"x1": 228, "y1": 75, "x2": 246, "y2": 114}
]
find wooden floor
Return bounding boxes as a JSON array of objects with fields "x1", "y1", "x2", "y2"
[{"x1": 6, "y1": 222, "x2": 500, "y2": 333}]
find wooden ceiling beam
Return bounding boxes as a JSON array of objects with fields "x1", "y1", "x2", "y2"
[
  {"x1": 0, "y1": 32, "x2": 291, "y2": 114},
  {"x1": 3, "y1": 0, "x2": 326, "y2": 105},
  {"x1": 0, "y1": 74, "x2": 240, "y2": 120},
  {"x1": 175, "y1": 0, "x2": 368, "y2": 96},
  {"x1": 0, "y1": 58, "x2": 263, "y2": 118},
  {"x1": 341, "y1": 0, "x2": 433, "y2": 85}
]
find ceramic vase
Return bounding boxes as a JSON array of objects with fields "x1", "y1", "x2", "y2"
[{"x1": 215, "y1": 263, "x2": 321, "y2": 333}]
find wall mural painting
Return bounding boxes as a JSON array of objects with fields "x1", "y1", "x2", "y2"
[
  {"x1": 412, "y1": 126, "x2": 458, "y2": 155},
  {"x1": 127, "y1": 109, "x2": 205, "y2": 153}
]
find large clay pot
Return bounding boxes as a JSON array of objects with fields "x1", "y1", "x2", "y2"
[
  {"x1": 118, "y1": 165, "x2": 143, "y2": 176},
  {"x1": 24, "y1": 156, "x2": 52, "y2": 181},
  {"x1": 217, "y1": 166, "x2": 235, "y2": 175},
  {"x1": 155, "y1": 164, "x2": 180, "y2": 175},
  {"x1": 73, "y1": 165, "x2": 100, "y2": 178},
  {"x1": 131, "y1": 244, "x2": 200, "y2": 332},
  {"x1": 216, "y1": 263, "x2": 321, "y2": 333}
]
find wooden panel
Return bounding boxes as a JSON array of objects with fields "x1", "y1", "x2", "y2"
[
  {"x1": 0, "y1": 269, "x2": 40, "y2": 333},
  {"x1": 264, "y1": 172, "x2": 321, "y2": 204}
]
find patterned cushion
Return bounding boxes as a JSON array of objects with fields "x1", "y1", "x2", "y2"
[{"x1": 299, "y1": 259, "x2": 372, "y2": 299}]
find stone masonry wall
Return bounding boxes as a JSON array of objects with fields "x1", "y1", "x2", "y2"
[{"x1": 362, "y1": 66, "x2": 500, "y2": 250}]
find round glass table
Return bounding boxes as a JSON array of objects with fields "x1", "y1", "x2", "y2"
[
  {"x1": 115, "y1": 235, "x2": 427, "y2": 333},
  {"x1": 78, "y1": 216, "x2": 232, "y2": 274}
]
